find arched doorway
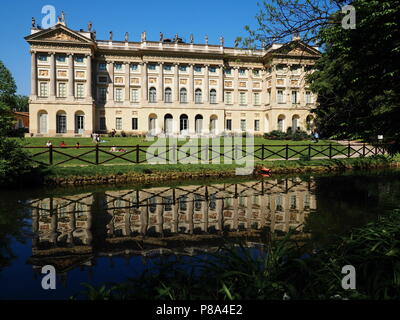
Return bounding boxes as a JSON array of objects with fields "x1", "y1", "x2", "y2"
[
  {"x1": 265, "y1": 115, "x2": 270, "y2": 133},
  {"x1": 75, "y1": 111, "x2": 85, "y2": 134},
  {"x1": 148, "y1": 114, "x2": 157, "y2": 136},
  {"x1": 38, "y1": 110, "x2": 48, "y2": 134},
  {"x1": 210, "y1": 115, "x2": 218, "y2": 135},
  {"x1": 180, "y1": 114, "x2": 188, "y2": 134},
  {"x1": 195, "y1": 114, "x2": 203, "y2": 134},
  {"x1": 164, "y1": 114, "x2": 173, "y2": 135},
  {"x1": 277, "y1": 115, "x2": 286, "y2": 132},
  {"x1": 56, "y1": 111, "x2": 67, "y2": 134},
  {"x1": 292, "y1": 115, "x2": 300, "y2": 133}
]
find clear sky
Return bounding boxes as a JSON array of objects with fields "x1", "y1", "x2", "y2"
[{"x1": 0, "y1": 0, "x2": 261, "y2": 96}]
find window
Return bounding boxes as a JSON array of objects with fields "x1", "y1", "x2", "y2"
[
  {"x1": 149, "y1": 87, "x2": 157, "y2": 103},
  {"x1": 148, "y1": 64, "x2": 156, "y2": 71},
  {"x1": 98, "y1": 76, "x2": 108, "y2": 83},
  {"x1": 56, "y1": 114, "x2": 67, "y2": 133},
  {"x1": 277, "y1": 90, "x2": 284, "y2": 103},
  {"x1": 240, "y1": 119, "x2": 246, "y2": 131},
  {"x1": 38, "y1": 55, "x2": 48, "y2": 62},
  {"x1": 98, "y1": 63, "x2": 107, "y2": 71},
  {"x1": 195, "y1": 89, "x2": 202, "y2": 103},
  {"x1": 165, "y1": 88, "x2": 172, "y2": 103},
  {"x1": 164, "y1": 64, "x2": 172, "y2": 71},
  {"x1": 292, "y1": 91, "x2": 298, "y2": 104},
  {"x1": 225, "y1": 91, "x2": 232, "y2": 104},
  {"x1": 116, "y1": 118, "x2": 122, "y2": 130},
  {"x1": 253, "y1": 92, "x2": 260, "y2": 105},
  {"x1": 56, "y1": 55, "x2": 66, "y2": 63},
  {"x1": 239, "y1": 69, "x2": 246, "y2": 76},
  {"x1": 99, "y1": 87, "x2": 107, "y2": 102},
  {"x1": 115, "y1": 63, "x2": 122, "y2": 71},
  {"x1": 180, "y1": 88, "x2": 187, "y2": 103},
  {"x1": 194, "y1": 66, "x2": 202, "y2": 73},
  {"x1": 58, "y1": 83, "x2": 66, "y2": 98},
  {"x1": 253, "y1": 69, "x2": 260, "y2": 77},
  {"x1": 226, "y1": 119, "x2": 232, "y2": 131},
  {"x1": 254, "y1": 120, "x2": 260, "y2": 131},
  {"x1": 115, "y1": 88, "x2": 123, "y2": 102},
  {"x1": 224, "y1": 68, "x2": 232, "y2": 75},
  {"x1": 131, "y1": 64, "x2": 138, "y2": 71},
  {"x1": 179, "y1": 65, "x2": 187, "y2": 72},
  {"x1": 210, "y1": 89, "x2": 217, "y2": 104},
  {"x1": 239, "y1": 92, "x2": 246, "y2": 105},
  {"x1": 39, "y1": 82, "x2": 48, "y2": 97},
  {"x1": 132, "y1": 118, "x2": 138, "y2": 130},
  {"x1": 180, "y1": 114, "x2": 188, "y2": 131},
  {"x1": 75, "y1": 56, "x2": 84, "y2": 63},
  {"x1": 276, "y1": 64, "x2": 285, "y2": 71},
  {"x1": 76, "y1": 83, "x2": 84, "y2": 98},
  {"x1": 131, "y1": 88, "x2": 139, "y2": 102},
  {"x1": 305, "y1": 91, "x2": 312, "y2": 104},
  {"x1": 209, "y1": 66, "x2": 216, "y2": 73},
  {"x1": 100, "y1": 117, "x2": 106, "y2": 130},
  {"x1": 290, "y1": 195, "x2": 297, "y2": 210}
]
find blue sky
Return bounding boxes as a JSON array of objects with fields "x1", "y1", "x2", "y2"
[{"x1": 0, "y1": 0, "x2": 261, "y2": 95}]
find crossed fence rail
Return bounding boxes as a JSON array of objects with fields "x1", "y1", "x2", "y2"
[{"x1": 23, "y1": 143, "x2": 390, "y2": 167}]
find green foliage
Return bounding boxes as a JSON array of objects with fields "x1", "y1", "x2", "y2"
[
  {"x1": 13, "y1": 95, "x2": 29, "y2": 112},
  {"x1": 0, "y1": 60, "x2": 17, "y2": 107},
  {"x1": 0, "y1": 101, "x2": 14, "y2": 136},
  {"x1": 264, "y1": 130, "x2": 311, "y2": 141}
]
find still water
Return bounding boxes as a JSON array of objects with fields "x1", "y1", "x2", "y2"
[{"x1": 0, "y1": 169, "x2": 399, "y2": 299}]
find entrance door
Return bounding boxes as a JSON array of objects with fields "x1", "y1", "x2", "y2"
[
  {"x1": 39, "y1": 113, "x2": 47, "y2": 134},
  {"x1": 76, "y1": 115, "x2": 84, "y2": 134}
]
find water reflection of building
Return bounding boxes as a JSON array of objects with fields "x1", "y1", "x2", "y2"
[{"x1": 27, "y1": 178, "x2": 316, "y2": 273}]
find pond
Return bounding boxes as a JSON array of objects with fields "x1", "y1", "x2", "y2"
[{"x1": 0, "y1": 169, "x2": 399, "y2": 299}]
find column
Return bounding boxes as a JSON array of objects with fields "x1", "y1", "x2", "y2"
[
  {"x1": 86, "y1": 54, "x2": 92, "y2": 99},
  {"x1": 233, "y1": 67, "x2": 239, "y2": 105},
  {"x1": 108, "y1": 61, "x2": 114, "y2": 102},
  {"x1": 218, "y1": 65, "x2": 224, "y2": 103},
  {"x1": 49, "y1": 52, "x2": 56, "y2": 98},
  {"x1": 204, "y1": 65, "x2": 209, "y2": 103},
  {"x1": 173, "y1": 63, "x2": 179, "y2": 103},
  {"x1": 67, "y1": 53, "x2": 74, "y2": 98},
  {"x1": 30, "y1": 51, "x2": 37, "y2": 97},
  {"x1": 158, "y1": 62, "x2": 164, "y2": 102},
  {"x1": 124, "y1": 62, "x2": 130, "y2": 102},
  {"x1": 248, "y1": 68, "x2": 253, "y2": 106},
  {"x1": 189, "y1": 64, "x2": 194, "y2": 103},
  {"x1": 141, "y1": 62, "x2": 148, "y2": 103}
]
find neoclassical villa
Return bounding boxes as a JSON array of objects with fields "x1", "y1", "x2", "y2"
[{"x1": 25, "y1": 16, "x2": 320, "y2": 137}]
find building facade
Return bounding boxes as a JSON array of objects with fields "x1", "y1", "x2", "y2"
[{"x1": 25, "y1": 19, "x2": 320, "y2": 137}]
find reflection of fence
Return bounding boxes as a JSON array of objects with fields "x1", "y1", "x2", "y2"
[{"x1": 23, "y1": 143, "x2": 390, "y2": 166}]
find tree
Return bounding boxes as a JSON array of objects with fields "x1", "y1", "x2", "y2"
[
  {"x1": 13, "y1": 95, "x2": 29, "y2": 112},
  {"x1": 0, "y1": 60, "x2": 17, "y2": 107}
]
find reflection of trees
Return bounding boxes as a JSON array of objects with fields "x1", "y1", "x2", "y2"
[{"x1": 0, "y1": 197, "x2": 31, "y2": 271}]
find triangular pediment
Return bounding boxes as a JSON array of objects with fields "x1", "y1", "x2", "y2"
[
  {"x1": 25, "y1": 24, "x2": 94, "y2": 45},
  {"x1": 272, "y1": 40, "x2": 320, "y2": 57}
]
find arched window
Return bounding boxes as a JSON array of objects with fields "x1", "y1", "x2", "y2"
[
  {"x1": 180, "y1": 114, "x2": 188, "y2": 132},
  {"x1": 210, "y1": 89, "x2": 217, "y2": 104},
  {"x1": 165, "y1": 88, "x2": 172, "y2": 103},
  {"x1": 180, "y1": 88, "x2": 187, "y2": 103},
  {"x1": 195, "y1": 89, "x2": 202, "y2": 104},
  {"x1": 149, "y1": 87, "x2": 157, "y2": 103},
  {"x1": 56, "y1": 111, "x2": 67, "y2": 134},
  {"x1": 195, "y1": 114, "x2": 203, "y2": 134}
]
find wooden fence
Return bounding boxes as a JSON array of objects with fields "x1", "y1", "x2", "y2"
[{"x1": 23, "y1": 143, "x2": 389, "y2": 166}]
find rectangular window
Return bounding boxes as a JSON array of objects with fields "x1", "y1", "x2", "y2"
[
  {"x1": 292, "y1": 91, "x2": 298, "y2": 104},
  {"x1": 74, "y1": 56, "x2": 84, "y2": 63},
  {"x1": 132, "y1": 118, "x2": 138, "y2": 130},
  {"x1": 239, "y1": 69, "x2": 246, "y2": 76},
  {"x1": 277, "y1": 90, "x2": 284, "y2": 103},
  {"x1": 38, "y1": 55, "x2": 48, "y2": 62},
  {"x1": 254, "y1": 120, "x2": 260, "y2": 132},
  {"x1": 306, "y1": 91, "x2": 312, "y2": 104},
  {"x1": 98, "y1": 76, "x2": 108, "y2": 83},
  {"x1": 209, "y1": 66, "x2": 216, "y2": 73},
  {"x1": 56, "y1": 114, "x2": 66, "y2": 133},
  {"x1": 99, "y1": 63, "x2": 107, "y2": 71},
  {"x1": 131, "y1": 89, "x2": 139, "y2": 102},
  {"x1": 239, "y1": 92, "x2": 246, "y2": 105},
  {"x1": 224, "y1": 68, "x2": 232, "y2": 75},
  {"x1": 252, "y1": 69, "x2": 260, "y2": 77},
  {"x1": 56, "y1": 55, "x2": 66, "y2": 63},
  {"x1": 163, "y1": 64, "x2": 172, "y2": 71},
  {"x1": 194, "y1": 66, "x2": 202, "y2": 72},
  {"x1": 240, "y1": 119, "x2": 246, "y2": 131},
  {"x1": 226, "y1": 119, "x2": 232, "y2": 131},
  {"x1": 76, "y1": 83, "x2": 84, "y2": 98},
  {"x1": 58, "y1": 83, "x2": 66, "y2": 98},
  {"x1": 39, "y1": 82, "x2": 48, "y2": 97},
  {"x1": 179, "y1": 65, "x2": 187, "y2": 72},
  {"x1": 225, "y1": 91, "x2": 232, "y2": 104},
  {"x1": 131, "y1": 64, "x2": 138, "y2": 71},
  {"x1": 98, "y1": 87, "x2": 107, "y2": 102},
  {"x1": 115, "y1": 88, "x2": 123, "y2": 102},
  {"x1": 148, "y1": 64, "x2": 156, "y2": 71},
  {"x1": 115, "y1": 63, "x2": 123, "y2": 71},
  {"x1": 253, "y1": 93, "x2": 260, "y2": 105},
  {"x1": 100, "y1": 117, "x2": 106, "y2": 130},
  {"x1": 116, "y1": 118, "x2": 122, "y2": 130}
]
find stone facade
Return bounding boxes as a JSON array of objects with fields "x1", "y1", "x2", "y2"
[{"x1": 25, "y1": 22, "x2": 320, "y2": 137}]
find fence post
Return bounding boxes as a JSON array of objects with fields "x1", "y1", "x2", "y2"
[
  {"x1": 136, "y1": 145, "x2": 140, "y2": 163},
  {"x1": 348, "y1": 143, "x2": 351, "y2": 158},
  {"x1": 262, "y1": 144, "x2": 265, "y2": 161},
  {"x1": 285, "y1": 144, "x2": 289, "y2": 160},
  {"x1": 329, "y1": 143, "x2": 332, "y2": 159},
  {"x1": 362, "y1": 143, "x2": 366, "y2": 157},
  {"x1": 308, "y1": 144, "x2": 311, "y2": 160},
  {"x1": 95, "y1": 144, "x2": 99, "y2": 165},
  {"x1": 49, "y1": 145, "x2": 53, "y2": 165}
]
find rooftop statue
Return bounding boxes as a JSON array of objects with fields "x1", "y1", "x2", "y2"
[
  {"x1": 159, "y1": 32, "x2": 163, "y2": 42},
  {"x1": 109, "y1": 31, "x2": 113, "y2": 41},
  {"x1": 125, "y1": 32, "x2": 129, "y2": 42}
]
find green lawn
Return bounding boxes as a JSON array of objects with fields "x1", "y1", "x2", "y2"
[{"x1": 19, "y1": 137, "x2": 348, "y2": 167}]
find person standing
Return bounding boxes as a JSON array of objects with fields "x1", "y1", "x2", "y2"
[{"x1": 314, "y1": 131, "x2": 320, "y2": 143}]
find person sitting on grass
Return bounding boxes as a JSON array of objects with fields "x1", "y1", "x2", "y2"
[
  {"x1": 110, "y1": 145, "x2": 117, "y2": 152},
  {"x1": 76, "y1": 142, "x2": 80, "y2": 149},
  {"x1": 60, "y1": 141, "x2": 66, "y2": 148},
  {"x1": 46, "y1": 141, "x2": 52, "y2": 147}
]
